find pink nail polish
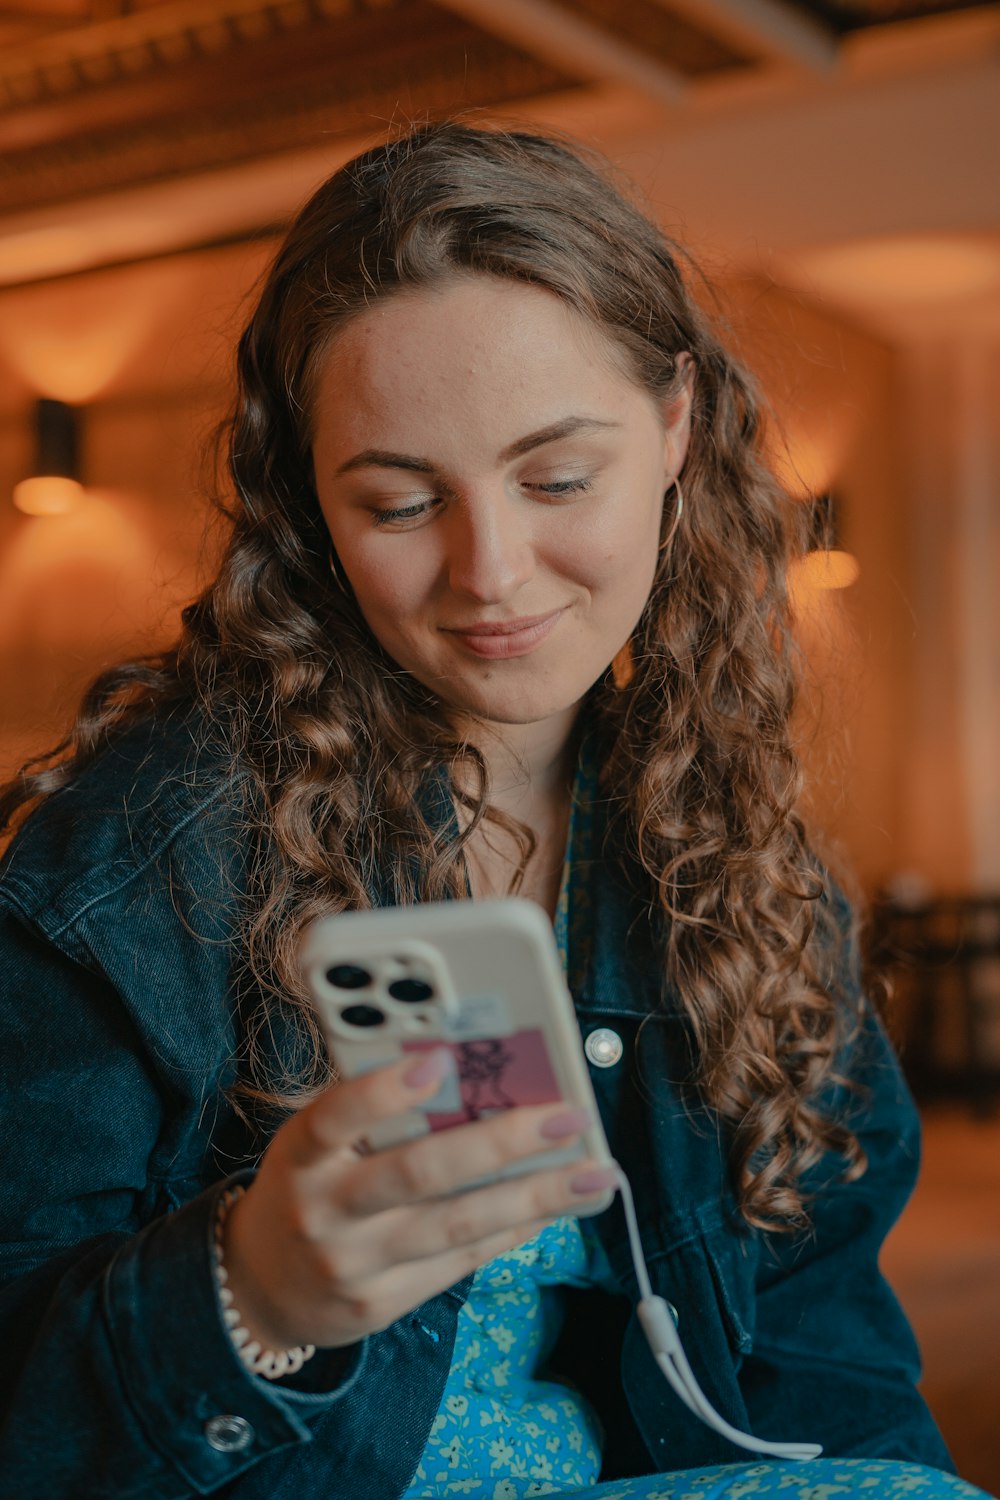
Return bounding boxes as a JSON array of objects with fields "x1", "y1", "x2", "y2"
[
  {"x1": 402, "y1": 1049, "x2": 454, "y2": 1090},
  {"x1": 570, "y1": 1166, "x2": 619, "y2": 1196},
  {"x1": 539, "y1": 1108, "x2": 591, "y2": 1141}
]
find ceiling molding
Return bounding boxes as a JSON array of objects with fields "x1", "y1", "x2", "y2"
[
  {"x1": 671, "y1": 4, "x2": 999, "y2": 120},
  {"x1": 656, "y1": 0, "x2": 840, "y2": 71},
  {"x1": 0, "y1": 3, "x2": 574, "y2": 217},
  {"x1": 0, "y1": 0, "x2": 360, "y2": 107},
  {"x1": 432, "y1": 0, "x2": 688, "y2": 108}
]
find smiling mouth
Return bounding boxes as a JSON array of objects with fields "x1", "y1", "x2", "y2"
[{"x1": 442, "y1": 608, "x2": 566, "y2": 659}]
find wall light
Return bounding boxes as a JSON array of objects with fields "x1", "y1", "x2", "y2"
[
  {"x1": 12, "y1": 398, "x2": 85, "y2": 516},
  {"x1": 794, "y1": 548, "x2": 861, "y2": 591},
  {"x1": 788, "y1": 493, "x2": 860, "y2": 606}
]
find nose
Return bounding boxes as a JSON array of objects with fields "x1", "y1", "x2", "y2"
[{"x1": 445, "y1": 492, "x2": 535, "y2": 603}]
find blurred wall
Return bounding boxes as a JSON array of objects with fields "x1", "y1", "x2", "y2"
[
  {"x1": 0, "y1": 240, "x2": 270, "y2": 776},
  {"x1": 721, "y1": 275, "x2": 908, "y2": 891}
]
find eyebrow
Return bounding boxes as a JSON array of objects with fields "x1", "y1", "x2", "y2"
[{"x1": 332, "y1": 415, "x2": 620, "y2": 479}]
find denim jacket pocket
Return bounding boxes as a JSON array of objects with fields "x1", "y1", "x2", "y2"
[
  {"x1": 642, "y1": 1217, "x2": 757, "y2": 1375},
  {"x1": 699, "y1": 1222, "x2": 757, "y2": 1359}
]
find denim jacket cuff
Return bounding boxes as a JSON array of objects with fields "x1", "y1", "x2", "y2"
[{"x1": 105, "y1": 1173, "x2": 367, "y2": 1492}]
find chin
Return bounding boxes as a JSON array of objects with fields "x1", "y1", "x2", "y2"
[{"x1": 439, "y1": 680, "x2": 593, "y2": 727}]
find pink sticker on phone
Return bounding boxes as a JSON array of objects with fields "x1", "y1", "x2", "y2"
[{"x1": 402, "y1": 1029, "x2": 561, "y2": 1130}]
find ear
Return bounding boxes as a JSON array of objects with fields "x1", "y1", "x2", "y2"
[{"x1": 660, "y1": 351, "x2": 694, "y2": 481}]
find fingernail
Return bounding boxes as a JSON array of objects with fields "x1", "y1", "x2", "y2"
[
  {"x1": 569, "y1": 1166, "x2": 619, "y2": 1196},
  {"x1": 403, "y1": 1049, "x2": 454, "y2": 1090},
  {"x1": 539, "y1": 1108, "x2": 591, "y2": 1141}
]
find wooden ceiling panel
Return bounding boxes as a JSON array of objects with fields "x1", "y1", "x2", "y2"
[
  {"x1": 0, "y1": 0, "x2": 168, "y2": 46},
  {"x1": 0, "y1": 0, "x2": 574, "y2": 216},
  {"x1": 0, "y1": 0, "x2": 992, "y2": 257},
  {"x1": 790, "y1": 0, "x2": 989, "y2": 30},
  {"x1": 0, "y1": 0, "x2": 93, "y2": 18},
  {"x1": 573, "y1": 0, "x2": 749, "y2": 75},
  {"x1": 0, "y1": 0, "x2": 91, "y2": 51}
]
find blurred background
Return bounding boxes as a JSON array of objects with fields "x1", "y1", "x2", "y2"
[{"x1": 0, "y1": 0, "x2": 997, "y2": 1488}]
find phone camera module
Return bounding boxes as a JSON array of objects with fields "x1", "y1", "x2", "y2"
[
  {"x1": 340, "y1": 1003, "x2": 386, "y2": 1028},
  {"x1": 326, "y1": 963, "x2": 371, "y2": 990},
  {"x1": 387, "y1": 977, "x2": 435, "y2": 1004}
]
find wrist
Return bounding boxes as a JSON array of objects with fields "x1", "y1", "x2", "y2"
[{"x1": 213, "y1": 1185, "x2": 317, "y2": 1380}]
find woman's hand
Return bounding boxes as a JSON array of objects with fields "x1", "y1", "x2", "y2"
[{"x1": 220, "y1": 1049, "x2": 616, "y2": 1353}]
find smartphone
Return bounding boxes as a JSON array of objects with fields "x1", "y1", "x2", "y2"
[{"x1": 299, "y1": 897, "x2": 615, "y2": 1212}]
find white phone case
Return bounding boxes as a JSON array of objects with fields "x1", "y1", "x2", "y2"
[{"x1": 299, "y1": 897, "x2": 615, "y2": 1212}]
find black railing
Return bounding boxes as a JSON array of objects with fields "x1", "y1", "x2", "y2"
[{"x1": 870, "y1": 895, "x2": 1000, "y2": 1114}]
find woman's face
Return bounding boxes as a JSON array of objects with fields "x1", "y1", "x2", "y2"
[{"x1": 311, "y1": 276, "x2": 690, "y2": 732}]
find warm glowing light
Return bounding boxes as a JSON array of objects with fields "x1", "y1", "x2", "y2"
[
  {"x1": 0, "y1": 489, "x2": 162, "y2": 652},
  {"x1": 793, "y1": 237, "x2": 1000, "y2": 306},
  {"x1": 12, "y1": 475, "x2": 85, "y2": 516},
  {"x1": 0, "y1": 257, "x2": 210, "y2": 404},
  {"x1": 790, "y1": 548, "x2": 861, "y2": 594},
  {"x1": 770, "y1": 429, "x2": 845, "y2": 502}
]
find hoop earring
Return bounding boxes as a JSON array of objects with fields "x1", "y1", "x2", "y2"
[{"x1": 659, "y1": 477, "x2": 684, "y2": 553}]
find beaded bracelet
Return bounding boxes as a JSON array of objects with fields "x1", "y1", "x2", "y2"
[{"x1": 212, "y1": 1184, "x2": 317, "y2": 1381}]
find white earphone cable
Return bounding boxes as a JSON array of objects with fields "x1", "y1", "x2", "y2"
[{"x1": 613, "y1": 1166, "x2": 822, "y2": 1462}]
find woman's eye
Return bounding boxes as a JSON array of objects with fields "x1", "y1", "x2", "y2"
[
  {"x1": 532, "y1": 476, "x2": 593, "y2": 497},
  {"x1": 371, "y1": 498, "x2": 438, "y2": 527}
]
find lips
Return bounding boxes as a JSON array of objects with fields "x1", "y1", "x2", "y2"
[{"x1": 442, "y1": 607, "x2": 566, "y2": 659}]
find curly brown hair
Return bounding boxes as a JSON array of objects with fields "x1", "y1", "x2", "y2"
[{"x1": 1, "y1": 121, "x2": 864, "y2": 1229}]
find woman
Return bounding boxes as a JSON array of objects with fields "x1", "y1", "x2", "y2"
[{"x1": 0, "y1": 123, "x2": 984, "y2": 1499}]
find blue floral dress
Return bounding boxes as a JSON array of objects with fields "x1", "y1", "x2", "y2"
[{"x1": 400, "y1": 1214, "x2": 609, "y2": 1497}]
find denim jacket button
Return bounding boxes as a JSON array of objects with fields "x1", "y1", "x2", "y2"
[
  {"x1": 204, "y1": 1414, "x2": 255, "y2": 1453},
  {"x1": 584, "y1": 1027, "x2": 623, "y2": 1068}
]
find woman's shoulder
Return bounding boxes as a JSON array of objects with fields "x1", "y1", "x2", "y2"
[{"x1": 0, "y1": 710, "x2": 248, "y2": 944}]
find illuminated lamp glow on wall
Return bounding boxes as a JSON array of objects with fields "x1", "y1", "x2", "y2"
[
  {"x1": 12, "y1": 399, "x2": 85, "y2": 515},
  {"x1": 789, "y1": 493, "x2": 860, "y2": 600},
  {"x1": 794, "y1": 548, "x2": 860, "y2": 590}
]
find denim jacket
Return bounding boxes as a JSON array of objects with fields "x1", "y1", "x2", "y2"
[{"x1": 0, "y1": 716, "x2": 952, "y2": 1497}]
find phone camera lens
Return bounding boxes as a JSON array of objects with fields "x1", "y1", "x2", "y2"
[
  {"x1": 387, "y1": 978, "x2": 435, "y2": 1003},
  {"x1": 326, "y1": 964, "x2": 371, "y2": 990},
  {"x1": 341, "y1": 1004, "x2": 385, "y2": 1028}
]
